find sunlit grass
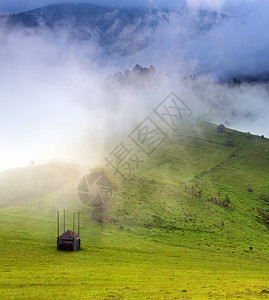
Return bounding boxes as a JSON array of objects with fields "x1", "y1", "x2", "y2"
[
  {"x1": 0, "y1": 209, "x2": 268, "y2": 299},
  {"x1": 0, "y1": 122, "x2": 269, "y2": 299}
]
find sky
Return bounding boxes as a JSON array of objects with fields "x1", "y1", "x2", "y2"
[{"x1": 0, "y1": 0, "x2": 268, "y2": 172}]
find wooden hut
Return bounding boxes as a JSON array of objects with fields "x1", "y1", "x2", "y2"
[
  {"x1": 57, "y1": 230, "x2": 80, "y2": 251},
  {"x1": 217, "y1": 124, "x2": 226, "y2": 133},
  {"x1": 57, "y1": 211, "x2": 81, "y2": 251}
]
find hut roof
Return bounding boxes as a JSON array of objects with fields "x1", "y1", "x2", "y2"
[{"x1": 58, "y1": 230, "x2": 80, "y2": 240}]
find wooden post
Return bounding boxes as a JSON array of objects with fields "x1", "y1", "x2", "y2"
[
  {"x1": 73, "y1": 212, "x2": 75, "y2": 240},
  {"x1": 78, "y1": 212, "x2": 80, "y2": 236},
  {"x1": 57, "y1": 211, "x2": 59, "y2": 238},
  {"x1": 73, "y1": 212, "x2": 75, "y2": 251},
  {"x1": 63, "y1": 209, "x2": 65, "y2": 233}
]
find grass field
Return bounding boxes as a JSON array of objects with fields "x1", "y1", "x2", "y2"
[
  {"x1": 0, "y1": 122, "x2": 268, "y2": 299},
  {"x1": 1, "y1": 209, "x2": 269, "y2": 299}
]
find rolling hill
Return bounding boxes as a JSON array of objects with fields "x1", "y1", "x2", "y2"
[
  {"x1": 101, "y1": 122, "x2": 269, "y2": 248},
  {"x1": 0, "y1": 122, "x2": 268, "y2": 299}
]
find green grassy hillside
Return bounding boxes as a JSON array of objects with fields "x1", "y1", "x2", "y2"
[
  {"x1": 0, "y1": 122, "x2": 268, "y2": 299},
  {"x1": 0, "y1": 163, "x2": 83, "y2": 208},
  {"x1": 105, "y1": 122, "x2": 269, "y2": 248}
]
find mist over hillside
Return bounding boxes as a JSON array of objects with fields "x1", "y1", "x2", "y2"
[
  {"x1": 0, "y1": 3, "x2": 269, "y2": 298},
  {"x1": 2, "y1": 2, "x2": 269, "y2": 81},
  {"x1": 1, "y1": 3, "x2": 227, "y2": 57},
  {"x1": 0, "y1": 1, "x2": 269, "y2": 171}
]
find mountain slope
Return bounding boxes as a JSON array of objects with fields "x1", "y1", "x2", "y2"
[
  {"x1": 0, "y1": 122, "x2": 268, "y2": 250},
  {"x1": 96, "y1": 122, "x2": 268, "y2": 248},
  {"x1": 0, "y1": 4, "x2": 228, "y2": 55},
  {"x1": 0, "y1": 163, "x2": 83, "y2": 208},
  {"x1": 0, "y1": 122, "x2": 268, "y2": 298}
]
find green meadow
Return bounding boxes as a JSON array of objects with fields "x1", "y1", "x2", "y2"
[{"x1": 0, "y1": 122, "x2": 268, "y2": 299}]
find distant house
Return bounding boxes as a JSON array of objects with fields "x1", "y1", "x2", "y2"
[
  {"x1": 217, "y1": 124, "x2": 226, "y2": 133},
  {"x1": 57, "y1": 230, "x2": 80, "y2": 251}
]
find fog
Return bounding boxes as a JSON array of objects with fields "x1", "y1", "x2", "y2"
[{"x1": 0, "y1": 0, "x2": 269, "y2": 172}]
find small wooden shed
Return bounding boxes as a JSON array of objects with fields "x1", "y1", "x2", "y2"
[
  {"x1": 57, "y1": 230, "x2": 80, "y2": 251},
  {"x1": 57, "y1": 211, "x2": 81, "y2": 251},
  {"x1": 217, "y1": 124, "x2": 226, "y2": 133}
]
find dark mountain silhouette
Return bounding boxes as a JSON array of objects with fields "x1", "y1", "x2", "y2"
[{"x1": 0, "y1": 3, "x2": 228, "y2": 56}]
